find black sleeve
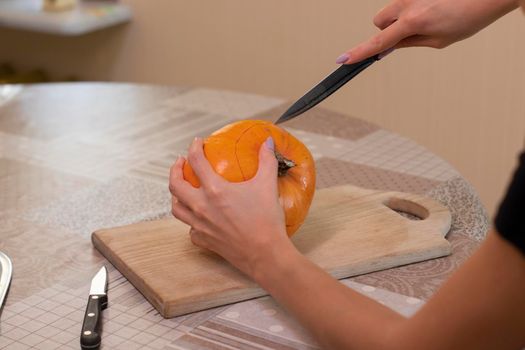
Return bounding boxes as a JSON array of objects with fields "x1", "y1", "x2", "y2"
[{"x1": 494, "y1": 150, "x2": 525, "y2": 256}]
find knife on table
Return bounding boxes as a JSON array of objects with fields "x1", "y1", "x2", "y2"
[
  {"x1": 81, "y1": 266, "x2": 108, "y2": 350},
  {"x1": 275, "y1": 53, "x2": 383, "y2": 125}
]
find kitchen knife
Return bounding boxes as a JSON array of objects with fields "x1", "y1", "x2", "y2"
[
  {"x1": 275, "y1": 54, "x2": 380, "y2": 125},
  {"x1": 81, "y1": 266, "x2": 108, "y2": 350},
  {"x1": 0, "y1": 251, "x2": 12, "y2": 312}
]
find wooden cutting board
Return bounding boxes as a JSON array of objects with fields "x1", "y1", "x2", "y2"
[{"x1": 92, "y1": 185, "x2": 451, "y2": 318}]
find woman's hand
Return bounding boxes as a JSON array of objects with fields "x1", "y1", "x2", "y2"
[
  {"x1": 169, "y1": 137, "x2": 295, "y2": 280},
  {"x1": 337, "y1": 0, "x2": 521, "y2": 64}
]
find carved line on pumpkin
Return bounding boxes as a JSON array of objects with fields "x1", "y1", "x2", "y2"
[{"x1": 233, "y1": 122, "x2": 267, "y2": 181}]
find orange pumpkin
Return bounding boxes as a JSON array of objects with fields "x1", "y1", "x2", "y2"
[{"x1": 183, "y1": 120, "x2": 316, "y2": 236}]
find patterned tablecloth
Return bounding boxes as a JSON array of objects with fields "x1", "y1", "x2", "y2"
[{"x1": 0, "y1": 83, "x2": 489, "y2": 350}]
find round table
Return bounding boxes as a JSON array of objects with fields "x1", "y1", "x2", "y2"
[{"x1": 0, "y1": 83, "x2": 488, "y2": 349}]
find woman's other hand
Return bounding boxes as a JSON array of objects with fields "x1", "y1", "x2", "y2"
[
  {"x1": 169, "y1": 137, "x2": 294, "y2": 280},
  {"x1": 336, "y1": 0, "x2": 521, "y2": 64}
]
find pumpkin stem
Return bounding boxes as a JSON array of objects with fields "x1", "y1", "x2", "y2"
[{"x1": 274, "y1": 151, "x2": 296, "y2": 176}]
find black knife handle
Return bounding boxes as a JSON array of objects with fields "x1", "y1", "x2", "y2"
[{"x1": 80, "y1": 294, "x2": 107, "y2": 350}]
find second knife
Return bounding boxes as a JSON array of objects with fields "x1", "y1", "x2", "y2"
[{"x1": 81, "y1": 266, "x2": 108, "y2": 350}]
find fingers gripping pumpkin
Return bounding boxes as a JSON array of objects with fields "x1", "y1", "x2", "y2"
[{"x1": 183, "y1": 120, "x2": 316, "y2": 236}]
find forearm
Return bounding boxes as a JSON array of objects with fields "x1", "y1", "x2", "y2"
[
  {"x1": 476, "y1": 0, "x2": 521, "y2": 15},
  {"x1": 432, "y1": 0, "x2": 520, "y2": 42},
  {"x1": 464, "y1": 0, "x2": 521, "y2": 28},
  {"x1": 394, "y1": 232, "x2": 525, "y2": 350},
  {"x1": 253, "y1": 231, "x2": 525, "y2": 350},
  {"x1": 253, "y1": 241, "x2": 405, "y2": 350},
  {"x1": 492, "y1": 0, "x2": 521, "y2": 13}
]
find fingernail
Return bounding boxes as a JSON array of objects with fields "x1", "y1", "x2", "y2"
[
  {"x1": 336, "y1": 53, "x2": 350, "y2": 64},
  {"x1": 378, "y1": 47, "x2": 395, "y2": 60},
  {"x1": 264, "y1": 137, "x2": 274, "y2": 151}
]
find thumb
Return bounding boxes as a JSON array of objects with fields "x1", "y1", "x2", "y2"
[
  {"x1": 337, "y1": 20, "x2": 408, "y2": 64},
  {"x1": 395, "y1": 34, "x2": 445, "y2": 49},
  {"x1": 254, "y1": 137, "x2": 278, "y2": 183}
]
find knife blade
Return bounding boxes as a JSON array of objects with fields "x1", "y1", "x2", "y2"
[
  {"x1": 81, "y1": 266, "x2": 108, "y2": 350},
  {"x1": 275, "y1": 54, "x2": 380, "y2": 125},
  {"x1": 0, "y1": 251, "x2": 12, "y2": 311}
]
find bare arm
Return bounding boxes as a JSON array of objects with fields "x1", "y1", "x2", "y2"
[
  {"x1": 254, "y1": 231, "x2": 525, "y2": 350},
  {"x1": 337, "y1": 0, "x2": 521, "y2": 64},
  {"x1": 395, "y1": 231, "x2": 525, "y2": 349}
]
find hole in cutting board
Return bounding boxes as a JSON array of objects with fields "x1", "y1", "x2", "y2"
[
  {"x1": 392, "y1": 210, "x2": 422, "y2": 221},
  {"x1": 384, "y1": 198, "x2": 428, "y2": 221}
]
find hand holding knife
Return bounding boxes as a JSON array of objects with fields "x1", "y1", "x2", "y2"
[{"x1": 81, "y1": 266, "x2": 108, "y2": 350}]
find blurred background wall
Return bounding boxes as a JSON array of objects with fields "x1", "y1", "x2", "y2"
[{"x1": 1, "y1": 0, "x2": 524, "y2": 217}]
